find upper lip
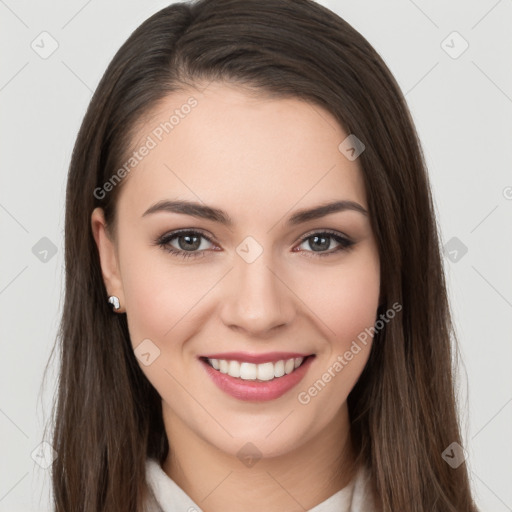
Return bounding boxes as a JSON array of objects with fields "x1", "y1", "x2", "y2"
[{"x1": 200, "y1": 352, "x2": 313, "y2": 364}]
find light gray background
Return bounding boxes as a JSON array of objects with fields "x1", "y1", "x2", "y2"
[{"x1": 1, "y1": 0, "x2": 511, "y2": 510}]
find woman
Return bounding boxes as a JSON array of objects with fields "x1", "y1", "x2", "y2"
[{"x1": 48, "y1": 0, "x2": 478, "y2": 510}]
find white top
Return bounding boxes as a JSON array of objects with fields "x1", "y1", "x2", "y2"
[{"x1": 144, "y1": 458, "x2": 375, "y2": 512}]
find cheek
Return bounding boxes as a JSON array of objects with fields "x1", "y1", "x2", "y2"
[
  {"x1": 119, "y1": 243, "x2": 213, "y2": 344},
  {"x1": 293, "y1": 251, "x2": 379, "y2": 411},
  {"x1": 121, "y1": 261, "x2": 173, "y2": 346},
  {"x1": 118, "y1": 246, "x2": 213, "y2": 411},
  {"x1": 297, "y1": 251, "x2": 380, "y2": 345}
]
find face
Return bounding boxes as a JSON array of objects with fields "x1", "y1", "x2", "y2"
[{"x1": 92, "y1": 82, "x2": 380, "y2": 460}]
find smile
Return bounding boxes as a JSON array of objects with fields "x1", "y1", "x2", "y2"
[
  {"x1": 204, "y1": 356, "x2": 305, "y2": 381},
  {"x1": 199, "y1": 353, "x2": 315, "y2": 401}
]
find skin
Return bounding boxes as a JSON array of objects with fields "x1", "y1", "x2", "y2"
[{"x1": 91, "y1": 82, "x2": 380, "y2": 512}]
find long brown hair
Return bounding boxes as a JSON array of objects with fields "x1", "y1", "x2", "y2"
[{"x1": 45, "y1": 0, "x2": 477, "y2": 510}]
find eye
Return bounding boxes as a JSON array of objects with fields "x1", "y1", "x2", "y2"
[
  {"x1": 155, "y1": 229, "x2": 217, "y2": 260},
  {"x1": 154, "y1": 228, "x2": 355, "y2": 260},
  {"x1": 294, "y1": 230, "x2": 355, "y2": 258}
]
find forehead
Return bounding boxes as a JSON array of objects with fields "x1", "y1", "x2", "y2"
[{"x1": 117, "y1": 83, "x2": 367, "y2": 224}]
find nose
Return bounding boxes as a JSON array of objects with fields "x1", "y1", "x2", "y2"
[{"x1": 219, "y1": 251, "x2": 296, "y2": 337}]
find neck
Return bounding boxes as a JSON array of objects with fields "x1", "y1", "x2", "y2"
[{"x1": 161, "y1": 404, "x2": 356, "y2": 512}]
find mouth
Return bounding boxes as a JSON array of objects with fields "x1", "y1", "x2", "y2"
[
  {"x1": 199, "y1": 355, "x2": 312, "y2": 382},
  {"x1": 198, "y1": 353, "x2": 316, "y2": 401}
]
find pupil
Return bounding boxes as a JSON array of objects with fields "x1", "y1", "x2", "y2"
[
  {"x1": 310, "y1": 235, "x2": 329, "y2": 251},
  {"x1": 179, "y1": 235, "x2": 200, "y2": 251}
]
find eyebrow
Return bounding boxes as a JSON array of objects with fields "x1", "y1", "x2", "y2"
[{"x1": 142, "y1": 199, "x2": 368, "y2": 226}]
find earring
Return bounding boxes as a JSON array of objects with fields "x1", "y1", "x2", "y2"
[{"x1": 108, "y1": 295, "x2": 120, "y2": 311}]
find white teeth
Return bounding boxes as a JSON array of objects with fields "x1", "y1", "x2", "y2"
[
  {"x1": 219, "y1": 359, "x2": 229, "y2": 374},
  {"x1": 239, "y1": 362, "x2": 257, "y2": 380},
  {"x1": 284, "y1": 358, "x2": 295, "y2": 375},
  {"x1": 257, "y1": 362, "x2": 275, "y2": 381},
  {"x1": 274, "y1": 360, "x2": 285, "y2": 377},
  {"x1": 228, "y1": 360, "x2": 241, "y2": 378},
  {"x1": 206, "y1": 357, "x2": 305, "y2": 381}
]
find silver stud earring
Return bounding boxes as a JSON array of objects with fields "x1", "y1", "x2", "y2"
[{"x1": 108, "y1": 295, "x2": 120, "y2": 311}]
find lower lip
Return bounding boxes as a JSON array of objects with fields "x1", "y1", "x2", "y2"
[{"x1": 200, "y1": 356, "x2": 315, "y2": 402}]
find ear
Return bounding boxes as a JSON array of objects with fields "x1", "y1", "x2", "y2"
[{"x1": 91, "y1": 207, "x2": 125, "y2": 313}]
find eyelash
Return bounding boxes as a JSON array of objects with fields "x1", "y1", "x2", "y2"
[{"x1": 154, "y1": 228, "x2": 355, "y2": 260}]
